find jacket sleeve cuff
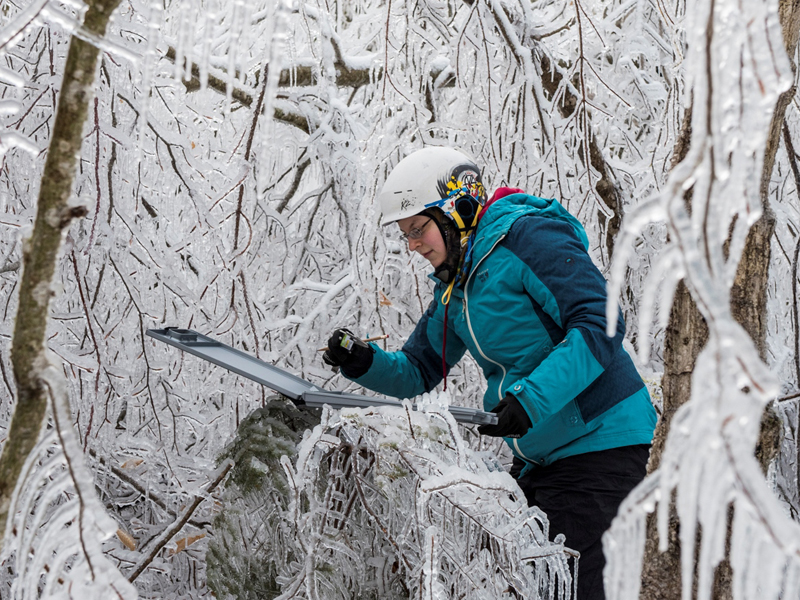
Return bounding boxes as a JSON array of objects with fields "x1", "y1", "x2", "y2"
[
  {"x1": 346, "y1": 345, "x2": 427, "y2": 399},
  {"x1": 504, "y1": 383, "x2": 542, "y2": 425}
]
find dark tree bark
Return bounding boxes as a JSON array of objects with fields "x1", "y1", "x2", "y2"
[
  {"x1": 639, "y1": 101, "x2": 702, "y2": 599},
  {"x1": 539, "y1": 54, "x2": 623, "y2": 260},
  {"x1": 0, "y1": 0, "x2": 122, "y2": 543},
  {"x1": 638, "y1": 1, "x2": 800, "y2": 597}
]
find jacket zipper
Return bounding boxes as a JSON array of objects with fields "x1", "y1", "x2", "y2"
[
  {"x1": 512, "y1": 438, "x2": 538, "y2": 464},
  {"x1": 464, "y1": 234, "x2": 540, "y2": 466},
  {"x1": 463, "y1": 235, "x2": 507, "y2": 402}
]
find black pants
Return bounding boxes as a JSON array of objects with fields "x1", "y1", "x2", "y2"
[{"x1": 514, "y1": 445, "x2": 650, "y2": 600}]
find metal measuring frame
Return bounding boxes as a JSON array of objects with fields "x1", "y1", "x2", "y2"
[{"x1": 146, "y1": 328, "x2": 498, "y2": 426}]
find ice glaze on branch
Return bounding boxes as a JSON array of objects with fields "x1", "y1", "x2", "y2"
[
  {"x1": 127, "y1": 460, "x2": 233, "y2": 583},
  {"x1": 163, "y1": 44, "x2": 454, "y2": 134},
  {"x1": 0, "y1": 0, "x2": 123, "y2": 547},
  {"x1": 537, "y1": 54, "x2": 622, "y2": 259}
]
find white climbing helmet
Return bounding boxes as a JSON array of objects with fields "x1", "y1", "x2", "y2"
[{"x1": 377, "y1": 147, "x2": 487, "y2": 227}]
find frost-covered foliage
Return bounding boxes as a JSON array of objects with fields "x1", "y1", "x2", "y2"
[
  {"x1": 210, "y1": 394, "x2": 574, "y2": 599},
  {"x1": 0, "y1": 364, "x2": 137, "y2": 599},
  {"x1": 206, "y1": 397, "x2": 321, "y2": 599},
  {"x1": 603, "y1": 0, "x2": 800, "y2": 598},
  {"x1": 0, "y1": 0, "x2": 675, "y2": 593},
  {"x1": 0, "y1": 0, "x2": 798, "y2": 595}
]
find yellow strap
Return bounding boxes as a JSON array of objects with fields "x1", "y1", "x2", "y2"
[
  {"x1": 451, "y1": 211, "x2": 466, "y2": 230},
  {"x1": 441, "y1": 212, "x2": 480, "y2": 305},
  {"x1": 452, "y1": 209, "x2": 480, "y2": 235},
  {"x1": 441, "y1": 278, "x2": 456, "y2": 305}
]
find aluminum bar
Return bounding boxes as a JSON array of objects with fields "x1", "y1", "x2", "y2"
[
  {"x1": 146, "y1": 328, "x2": 497, "y2": 426},
  {"x1": 147, "y1": 328, "x2": 317, "y2": 400}
]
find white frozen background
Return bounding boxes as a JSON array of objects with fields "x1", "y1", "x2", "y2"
[{"x1": 0, "y1": 0, "x2": 798, "y2": 597}]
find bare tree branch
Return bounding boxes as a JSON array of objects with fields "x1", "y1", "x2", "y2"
[
  {"x1": 538, "y1": 53, "x2": 622, "y2": 259},
  {"x1": 233, "y1": 63, "x2": 271, "y2": 252},
  {"x1": 0, "y1": 0, "x2": 122, "y2": 545},
  {"x1": 127, "y1": 459, "x2": 233, "y2": 583},
  {"x1": 275, "y1": 157, "x2": 312, "y2": 214},
  {"x1": 88, "y1": 448, "x2": 211, "y2": 529},
  {"x1": 163, "y1": 45, "x2": 453, "y2": 135}
]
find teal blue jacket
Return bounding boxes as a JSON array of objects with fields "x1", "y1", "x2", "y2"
[{"x1": 350, "y1": 193, "x2": 656, "y2": 471}]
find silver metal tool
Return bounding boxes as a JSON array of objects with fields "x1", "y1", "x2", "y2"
[{"x1": 146, "y1": 328, "x2": 498, "y2": 426}]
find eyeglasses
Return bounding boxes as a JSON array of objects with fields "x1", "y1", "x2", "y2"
[{"x1": 399, "y1": 218, "x2": 433, "y2": 242}]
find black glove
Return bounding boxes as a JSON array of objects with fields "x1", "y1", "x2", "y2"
[
  {"x1": 477, "y1": 394, "x2": 533, "y2": 438},
  {"x1": 322, "y1": 328, "x2": 375, "y2": 378}
]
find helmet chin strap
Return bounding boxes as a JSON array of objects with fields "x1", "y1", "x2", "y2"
[
  {"x1": 440, "y1": 211, "x2": 481, "y2": 306},
  {"x1": 449, "y1": 210, "x2": 469, "y2": 232},
  {"x1": 438, "y1": 210, "x2": 481, "y2": 391}
]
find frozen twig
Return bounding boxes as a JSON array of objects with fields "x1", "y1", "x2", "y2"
[
  {"x1": 0, "y1": 260, "x2": 19, "y2": 275},
  {"x1": 108, "y1": 257, "x2": 163, "y2": 438},
  {"x1": 127, "y1": 459, "x2": 233, "y2": 583},
  {"x1": 275, "y1": 157, "x2": 312, "y2": 214},
  {"x1": 87, "y1": 449, "x2": 209, "y2": 529},
  {"x1": 233, "y1": 62, "x2": 270, "y2": 253},
  {"x1": 0, "y1": 0, "x2": 122, "y2": 547},
  {"x1": 70, "y1": 251, "x2": 103, "y2": 394}
]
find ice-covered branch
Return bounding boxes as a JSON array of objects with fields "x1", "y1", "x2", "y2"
[
  {"x1": 480, "y1": 0, "x2": 624, "y2": 258},
  {"x1": 220, "y1": 397, "x2": 575, "y2": 599},
  {"x1": 0, "y1": 0, "x2": 122, "y2": 547},
  {"x1": 0, "y1": 260, "x2": 19, "y2": 275},
  {"x1": 87, "y1": 448, "x2": 210, "y2": 530},
  {"x1": 0, "y1": 363, "x2": 137, "y2": 599},
  {"x1": 164, "y1": 38, "x2": 455, "y2": 130},
  {"x1": 127, "y1": 459, "x2": 232, "y2": 583},
  {"x1": 604, "y1": 0, "x2": 798, "y2": 598}
]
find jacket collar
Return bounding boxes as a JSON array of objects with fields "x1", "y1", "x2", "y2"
[
  {"x1": 472, "y1": 192, "x2": 591, "y2": 261},
  {"x1": 428, "y1": 191, "x2": 590, "y2": 286}
]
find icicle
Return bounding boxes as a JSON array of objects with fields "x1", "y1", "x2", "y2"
[
  {"x1": 254, "y1": 0, "x2": 290, "y2": 181},
  {"x1": 0, "y1": 131, "x2": 38, "y2": 158},
  {"x1": 223, "y1": 0, "x2": 245, "y2": 113},
  {"x1": 172, "y1": 0, "x2": 189, "y2": 82},
  {"x1": 636, "y1": 245, "x2": 684, "y2": 364},
  {"x1": 134, "y1": 0, "x2": 162, "y2": 167},
  {"x1": 197, "y1": 9, "x2": 213, "y2": 91},
  {"x1": 422, "y1": 526, "x2": 443, "y2": 600}
]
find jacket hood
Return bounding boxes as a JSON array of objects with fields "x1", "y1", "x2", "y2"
[{"x1": 471, "y1": 193, "x2": 590, "y2": 263}]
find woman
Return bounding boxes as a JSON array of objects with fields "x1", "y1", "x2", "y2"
[{"x1": 323, "y1": 147, "x2": 656, "y2": 599}]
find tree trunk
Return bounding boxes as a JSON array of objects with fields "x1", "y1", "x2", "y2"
[
  {"x1": 0, "y1": 0, "x2": 122, "y2": 543},
  {"x1": 639, "y1": 278, "x2": 706, "y2": 600},
  {"x1": 638, "y1": 1, "x2": 800, "y2": 597}
]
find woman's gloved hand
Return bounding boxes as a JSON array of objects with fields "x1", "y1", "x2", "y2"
[
  {"x1": 322, "y1": 328, "x2": 375, "y2": 378},
  {"x1": 477, "y1": 393, "x2": 533, "y2": 438}
]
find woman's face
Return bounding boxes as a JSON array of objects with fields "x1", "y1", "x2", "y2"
[{"x1": 397, "y1": 213, "x2": 448, "y2": 268}]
